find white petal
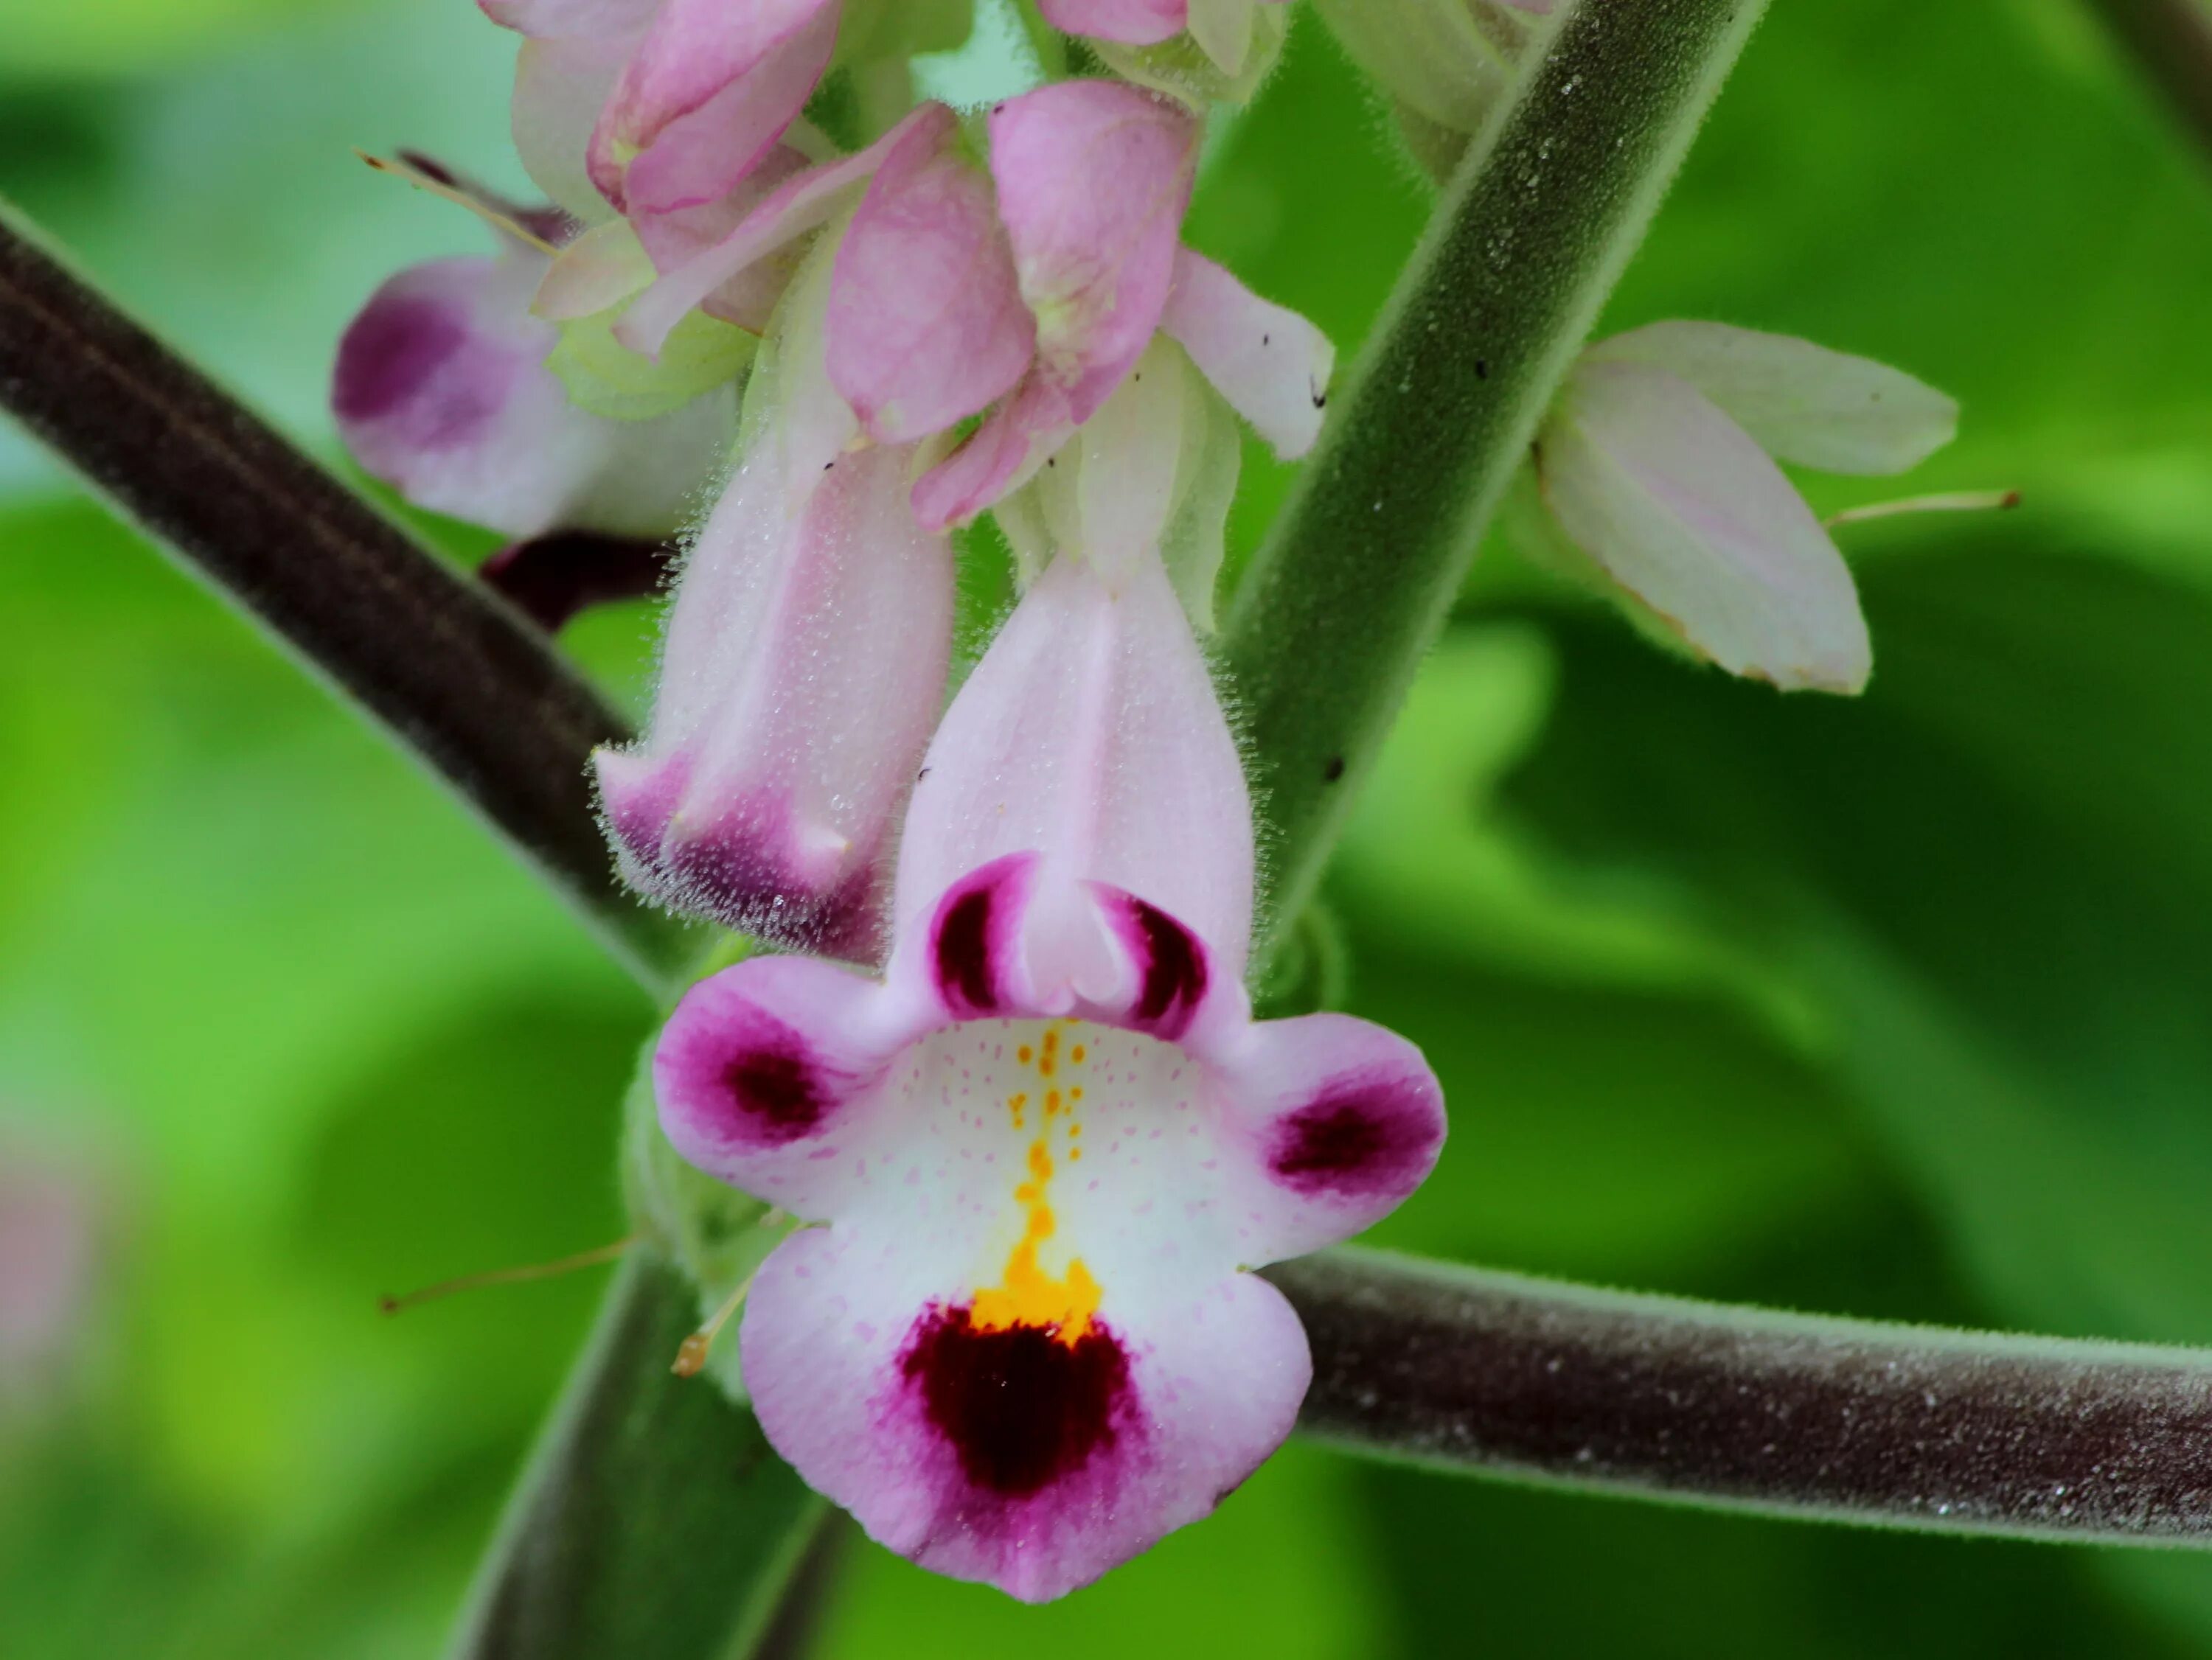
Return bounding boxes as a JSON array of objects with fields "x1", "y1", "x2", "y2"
[
  {"x1": 1587, "y1": 320, "x2": 1958, "y2": 476},
  {"x1": 1030, "y1": 337, "x2": 1189, "y2": 591},
  {"x1": 512, "y1": 37, "x2": 626, "y2": 224},
  {"x1": 1539, "y1": 360, "x2": 1871, "y2": 694},
  {"x1": 1160, "y1": 248, "x2": 1333, "y2": 458}
]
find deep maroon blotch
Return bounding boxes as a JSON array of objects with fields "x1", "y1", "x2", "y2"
[
  {"x1": 1270, "y1": 1076, "x2": 1440, "y2": 1198},
  {"x1": 902, "y1": 1305, "x2": 1130, "y2": 1498},
  {"x1": 702, "y1": 1009, "x2": 844, "y2": 1146},
  {"x1": 720, "y1": 1045, "x2": 825, "y2": 1142},
  {"x1": 933, "y1": 879, "x2": 1004, "y2": 1015},
  {"x1": 1125, "y1": 896, "x2": 1206, "y2": 1038}
]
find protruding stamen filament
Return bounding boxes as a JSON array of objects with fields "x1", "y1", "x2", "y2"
[
  {"x1": 378, "y1": 1235, "x2": 636, "y2": 1316},
  {"x1": 674, "y1": 1270, "x2": 758, "y2": 1378}
]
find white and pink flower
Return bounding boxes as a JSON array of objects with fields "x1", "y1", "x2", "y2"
[
  {"x1": 332, "y1": 158, "x2": 737, "y2": 541},
  {"x1": 592, "y1": 229, "x2": 952, "y2": 959},
  {"x1": 653, "y1": 536, "x2": 1445, "y2": 1600},
  {"x1": 1534, "y1": 321, "x2": 1959, "y2": 694}
]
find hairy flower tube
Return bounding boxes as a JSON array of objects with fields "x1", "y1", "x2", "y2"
[
  {"x1": 332, "y1": 158, "x2": 737, "y2": 541},
  {"x1": 593, "y1": 229, "x2": 952, "y2": 960},
  {"x1": 651, "y1": 527, "x2": 1446, "y2": 1600},
  {"x1": 1533, "y1": 321, "x2": 1959, "y2": 694}
]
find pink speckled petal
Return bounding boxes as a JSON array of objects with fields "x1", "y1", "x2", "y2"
[
  {"x1": 333, "y1": 253, "x2": 734, "y2": 539},
  {"x1": 588, "y1": 0, "x2": 838, "y2": 215},
  {"x1": 827, "y1": 112, "x2": 1034, "y2": 444},
  {"x1": 1161, "y1": 248, "x2": 1334, "y2": 458},
  {"x1": 1208, "y1": 1012, "x2": 1446, "y2": 1262},
  {"x1": 988, "y1": 80, "x2": 1197, "y2": 424}
]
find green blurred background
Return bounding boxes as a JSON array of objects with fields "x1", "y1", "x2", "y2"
[{"x1": 6, "y1": 0, "x2": 2212, "y2": 1652}]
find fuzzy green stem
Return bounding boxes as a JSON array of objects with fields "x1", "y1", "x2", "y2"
[
  {"x1": 1223, "y1": 0, "x2": 1770, "y2": 949},
  {"x1": 447, "y1": 1252, "x2": 830, "y2": 1660}
]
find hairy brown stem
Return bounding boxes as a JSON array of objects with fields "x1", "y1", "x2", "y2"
[
  {"x1": 0, "y1": 205, "x2": 700, "y2": 992},
  {"x1": 1271, "y1": 1249, "x2": 2212, "y2": 1544}
]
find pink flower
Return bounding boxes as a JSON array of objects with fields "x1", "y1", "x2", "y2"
[
  {"x1": 332, "y1": 158, "x2": 736, "y2": 541},
  {"x1": 591, "y1": 84, "x2": 1336, "y2": 955},
  {"x1": 909, "y1": 81, "x2": 1334, "y2": 527},
  {"x1": 1535, "y1": 321, "x2": 1958, "y2": 694},
  {"x1": 594, "y1": 229, "x2": 952, "y2": 960},
  {"x1": 650, "y1": 536, "x2": 1446, "y2": 1600},
  {"x1": 619, "y1": 83, "x2": 1335, "y2": 534},
  {"x1": 483, "y1": 0, "x2": 840, "y2": 223}
]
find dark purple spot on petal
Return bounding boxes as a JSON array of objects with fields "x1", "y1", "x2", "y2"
[
  {"x1": 720, "y1": 1042, "x2": 827, "y2": 1143},
  {"x1": 931, "y1": 862, "x2": 1031, "y2": 1015},
  {"x1": 333, "y1": 295, "x2": 471, "y2": 426},
  {"x1": 901, "y1": 1305, "x2": 1130, "y2": 1498},
  {"x1": 936, "y1": 888, "x2": 995, "y2": 1011},
  {"x1": 1270, "y1": 1076, "x2": 1441, "y2": 1199},
  {"x1": 1127, "y1": 899, "x2": 1207, "y2": 1039}
]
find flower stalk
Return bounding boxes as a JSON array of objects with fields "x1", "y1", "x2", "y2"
[
  {"x1": 447, "y1": 1250, "x2": 830, "y2": 1660},
  {"x1": 1222, "y1": 0, "x2": 1771, "y2": 952},
  {"x1": 1275, "y1": 1248, "x2": 2212, "y2": 1545}
]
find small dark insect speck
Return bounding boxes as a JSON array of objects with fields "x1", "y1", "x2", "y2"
[
  {"x1": 1323, "y1": 754, "x2": 1346, "y2": 783},
  {"x1": 1312, "y1": 390, "x2": 1327, "y2": 409},
  {"x1": 1475, "y1": 358, "x2": 1490, "y2": 380},
  {"x1": 918, "y1": 767, "x2": 932, "y2": 782},
  {"x1": 1262, "y1": 332, "x2": 1271, "y2": 346}
]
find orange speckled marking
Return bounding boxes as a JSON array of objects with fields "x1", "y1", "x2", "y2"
[{"x1": 972, "y1": 1022, "x2": 1097, "y2": 1344}]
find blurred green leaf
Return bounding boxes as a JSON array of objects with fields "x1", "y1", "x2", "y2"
[{"x1": 1500, "y1": 523, "x2": 2212, "y2": 1347}]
